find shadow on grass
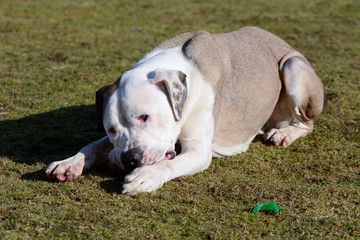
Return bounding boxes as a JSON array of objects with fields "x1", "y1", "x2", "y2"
[
  {"x1": 21, "y1": 169, "x2": 50, "y2": 182},
  {"x1": 252, "y1": 134, "x2": 275, "y2": 147},
  {"x1": 99, "y1": 178, "x2": 125, "y2": 194},
  {"x1": 0, "y1": 105, "x2": 120, "y2": 187},
  {"x1": 0, "y1": 105, "x2": 103, "y2": 165}
]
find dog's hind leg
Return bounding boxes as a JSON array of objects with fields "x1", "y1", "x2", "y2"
[{"x1": 263, "y1": 52, "x2": 324, "y2": 147}]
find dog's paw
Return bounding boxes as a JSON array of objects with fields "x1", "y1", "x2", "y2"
[
  {"x1": 45, "y1": 153, "x2": 85, "y2": 182},
  {"x1": 122, "y1": 165, "x2": 165, "y2": 195},
  {"x1": 263, "y1": 128, "x2": 291, "y2": 147}
]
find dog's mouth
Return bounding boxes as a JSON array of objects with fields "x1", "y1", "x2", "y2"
[
  {"x1": 152, "y1": 150, "x2": 176, "y2": 163},
  {"x1": 163, "y1": 150, "x2": 176, "y2": 161},
  {"x1": 108, "y1": 150, "x2": 176, "y2": 173}
]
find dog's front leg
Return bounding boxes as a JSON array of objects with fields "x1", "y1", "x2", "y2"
[
  {"x1": 121, "y1": 144, "x2": 212, "y2": 194},
  {"x1": 122, "y1": 114, "x2": 214, "y2": 195},
  {"x1": 45, "y1": 136, "x2": 113, "y2": 181}
]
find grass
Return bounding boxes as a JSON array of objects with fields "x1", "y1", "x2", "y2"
[{"x1": 0, "y1": 0, "x2": 359, "y2": 239}]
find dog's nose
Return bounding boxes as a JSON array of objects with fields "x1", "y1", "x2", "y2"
[{"x1": 122, "y1": 147, "x2": 143, "y2": 170}]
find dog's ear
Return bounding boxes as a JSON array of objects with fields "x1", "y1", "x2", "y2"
[
  {"x1": 96, "y1": 77, "x2": 121, "y2": 132},
  {"x1": 150, "y1": 69, "x2": 187, "y2": 121},
  {"x1": 96, "y1": 85, "x2": 111, "y2": 132}
]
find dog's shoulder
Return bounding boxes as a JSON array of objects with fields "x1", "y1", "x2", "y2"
[{"x1": 142, "y1": 30, "x2": 209, "y2": 61}]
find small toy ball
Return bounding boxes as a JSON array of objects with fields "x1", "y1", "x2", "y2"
[{"x1": 251, "y1": 202, "x2": 280, "y2": 214}]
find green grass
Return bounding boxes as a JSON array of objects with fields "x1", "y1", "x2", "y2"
[{"x1": 0, "y1": 0, "x2": 359, "y2": 239}]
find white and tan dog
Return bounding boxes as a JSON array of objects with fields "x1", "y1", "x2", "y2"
[{"x1": 46, "y1": 27, "x2": 323, "y2": 194}]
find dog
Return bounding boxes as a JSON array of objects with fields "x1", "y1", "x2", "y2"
[{"x1": 46, "y1": 26, "x2": 324, "y2": 194}]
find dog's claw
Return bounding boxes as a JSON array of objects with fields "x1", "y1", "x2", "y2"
[
  {"x1": 264, "y1": 129, "x2": 292, "y2": 147},
  {"x1": 45, "y1": 154, "x2": 85, "y2": 182}
]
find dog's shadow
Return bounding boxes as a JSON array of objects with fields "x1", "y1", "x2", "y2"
[{"x1": 0, "y1": 105, "x2": 122, "y2": 193}]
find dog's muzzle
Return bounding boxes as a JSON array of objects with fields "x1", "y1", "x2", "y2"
[
  {"x1": 122, "y1": 147, "x2": 176, "y2": 171},
  {"x1": 108, "y1": 146, "x2": 177, "y2": 172}
]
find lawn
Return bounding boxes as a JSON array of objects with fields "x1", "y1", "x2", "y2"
[{"x1": 0, "y1": 0, "x2": 359, "y2": 239}]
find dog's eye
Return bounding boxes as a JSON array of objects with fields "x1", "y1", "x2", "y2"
[
  {"x1": 138, "y1": 114, "x2": 149, "y2": 122},
  {"x1": 108, "y1": 127, "x2": 116, "y2": 134}
]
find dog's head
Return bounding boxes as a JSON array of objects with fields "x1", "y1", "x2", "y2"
[{"x1": 96, "y1": 69, "x2": 187, "y2": 172}]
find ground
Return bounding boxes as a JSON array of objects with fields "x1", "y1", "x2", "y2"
[{"x1": 0, "y1": 0, "x2": 359, "y2": 239}]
